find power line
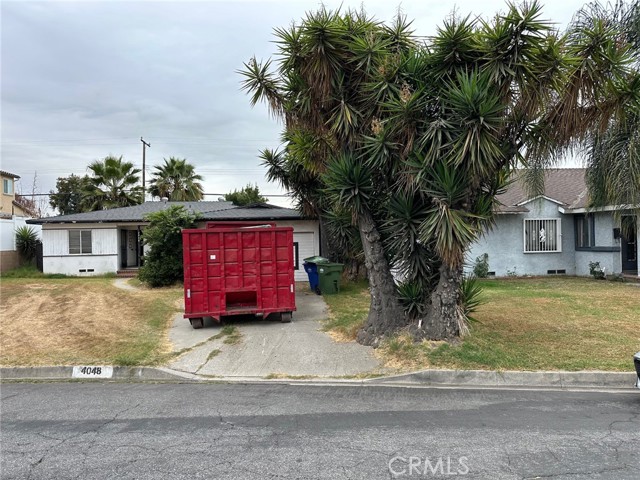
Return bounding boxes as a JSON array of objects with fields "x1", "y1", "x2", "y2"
[{"x1": 24, "y1": 192, "x2": 290, "y2": 198}]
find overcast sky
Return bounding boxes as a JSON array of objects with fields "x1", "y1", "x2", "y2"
[{"x1": 1, "y1": 0, "x2": 587, "y2": 211}]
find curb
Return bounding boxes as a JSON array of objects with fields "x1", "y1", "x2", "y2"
[
  {"x1": 1, "y1": 366, "x2": 637, "y2": 390},
  {"x1": 0, "y1": 366, "x2": 196, "y2": 382},
  {"x1": 366, "y1": 369, "x2": 637, "y2": 389}
]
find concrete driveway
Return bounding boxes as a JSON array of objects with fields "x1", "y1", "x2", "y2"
[{"x1": 167, "y1": 288, "x2": 381, "y2": 378}]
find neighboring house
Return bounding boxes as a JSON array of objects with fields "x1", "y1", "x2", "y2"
[
  {"x1": 27, "y1": 201, "x2": 320, "y2": 281},
  {"x1": 1, "y1": 170, "x2": 30, "y2": 218},
  {"x1": 466, "y1": 169, "x2": 638, "y2": 278},
  {"x1": 0, "y1": 170, "x2": 42, "y2": 272}
]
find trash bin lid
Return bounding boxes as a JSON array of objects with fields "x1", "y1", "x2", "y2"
[{"x1": 303, "y1": 256, "x2": 330, "y2": 264}]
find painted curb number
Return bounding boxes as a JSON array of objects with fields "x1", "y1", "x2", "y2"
[{"x1": 72, "y1": 366, "x2": 113, "y2": 379}]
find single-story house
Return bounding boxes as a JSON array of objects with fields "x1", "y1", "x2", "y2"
[
  {"x1": 465, "y1": 169, "x2": 638, "y2": 278},
  {"x1": 27, "y1": 201, "x2": 320, "y2": 281}
]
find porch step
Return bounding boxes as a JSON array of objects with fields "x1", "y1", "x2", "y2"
[{"x1": 117, "y1": 269, "x2": 139, "y2": 278}]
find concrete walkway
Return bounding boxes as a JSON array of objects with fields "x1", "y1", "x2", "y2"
[{"x1": 168, "y1": 289, "x2": 381, "y2": 378}]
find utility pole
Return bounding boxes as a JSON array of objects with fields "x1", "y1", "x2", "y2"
[{"x1": 140, "y1": 137, "x2": 151, "y2": 200}]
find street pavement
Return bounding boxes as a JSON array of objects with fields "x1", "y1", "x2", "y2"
[
  {"x1": 168, "y1": 288, "x2": 381, "y2": 377},
  {"x1": 2, "y1": 382, "x2": 639, "y2": 479}
]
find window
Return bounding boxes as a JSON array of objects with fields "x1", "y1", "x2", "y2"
[
  {"x1": 575, "y1": 214, "x2": 595, "y2": 249},
  {"x1": 69, "y1": 230, "x2": 92, "y2": 254},
  {"x1": 524, "y1": 219, "x2": 561, "y2": 253},
  {"x1": 3, "y1": 178, "x2": 13, "y2": 195}
]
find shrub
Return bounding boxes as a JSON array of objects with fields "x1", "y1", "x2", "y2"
[
  {"x1": 472, "y1": 253, "x2": 489, "y2": 278},
  {"x1": 460, "y1": 275, "x2": 484, "y2": 326},
  {"x1": 397, "y1": 281, "x2": 426, "y2": 319},
  {"x1": 589, "y1": 261, "x2": 606, "y2": 280},
  {"x1": 15, "y1": 226, "x2": 40, "y2": 262},
  {"x1": 138, "y1": 206, "x2": 200, "y2": 287}
]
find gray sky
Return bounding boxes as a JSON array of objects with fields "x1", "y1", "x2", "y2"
[{"x1": 1, "y1": 0, "x2": 586, "y2": 211}]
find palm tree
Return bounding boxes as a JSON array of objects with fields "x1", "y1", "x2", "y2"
[
  {"x1": 82, "y1": 155, "x2": 142, "y2": 211},
  {"x1": 148, "y1": 157, "x2": 204, "y2": 201},
  {"x1": 584, "y1": 1, "x2": 640, "y2": 223}
]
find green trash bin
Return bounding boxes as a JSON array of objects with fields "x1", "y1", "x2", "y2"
[{"x1": 317, "y1": 262, "x2": 344, "y2": 294}]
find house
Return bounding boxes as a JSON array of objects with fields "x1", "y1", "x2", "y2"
[
  {"x1": 1, "y1": 170, "x2": 41, "y2": 272},
  {"x1": 27, "y1": 201, "x2": 320, "y2": 281},
  {"x1": 465, "y1": 169, "x2": 639, "y2": 278}
]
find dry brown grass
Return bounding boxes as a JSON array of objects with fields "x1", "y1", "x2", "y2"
[
  {"x1": 328, "y1": 277, "x2": 639, "y2": 371},
  {"x1": 0, "y1": 278, "x2": 183, "y2": 366}
]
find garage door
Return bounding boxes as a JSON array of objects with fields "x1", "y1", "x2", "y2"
[{"x1": 293, "y1": 232, "x2": 316, "y2": 281}]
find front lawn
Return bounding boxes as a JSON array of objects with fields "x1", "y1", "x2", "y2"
[
  {"x1": 0, "y1": 277, "x2": 183, "y2": 366},
  {"x1": 324, "y1": 277, "x2": 640, "y2": 371}
]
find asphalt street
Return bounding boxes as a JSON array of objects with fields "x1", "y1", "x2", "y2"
[{"x1": 1, "y1": 382, "x2": 639, "y2": 479}]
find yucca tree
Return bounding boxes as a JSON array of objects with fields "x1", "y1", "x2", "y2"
[
  {"x1": 242, "y1": 8, "x2": 414, "y2": 343},
  {"x1": 83, "y1": 155, "x2": 142, "y2": 211},
  {"x1": 242, "y1": 2, "x2": 638, "y2": 345},
  {"x1": 379, "y1": 2, "x2": 638, "y2": 339},
  {"x1": 148, "y1": 157, "x2": 204, "y2": 201}
]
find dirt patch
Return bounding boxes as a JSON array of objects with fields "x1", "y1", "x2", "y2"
[{"x1": 0, "y1": 278, "x2": 182, "y2": 366}]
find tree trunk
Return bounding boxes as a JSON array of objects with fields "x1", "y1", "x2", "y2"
[
  {"x1": 355, "y1": 209, "x2": 406, "y2": 347},
  {"x1": 417, "y1": 263, "x2": 463, "y2": 340}
]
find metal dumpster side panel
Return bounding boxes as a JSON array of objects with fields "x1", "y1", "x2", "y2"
[{"x1": 182, "y1": 224, "x2": 296, "y2": 320}]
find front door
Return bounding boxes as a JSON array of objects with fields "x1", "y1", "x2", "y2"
[{"x1": 621, "y1": 216, "x2": 638, "y2": 273}]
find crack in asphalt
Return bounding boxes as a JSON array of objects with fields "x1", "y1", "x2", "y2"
[{"x1": 26, "y1": 402, "x2": 142, "y2": 480}]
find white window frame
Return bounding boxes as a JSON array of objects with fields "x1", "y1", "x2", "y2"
[
  {"x1": 3, "y1": 178, "x2": 13, "y2": 195},
  {"x1": 69, "y1": 230, "x2": 92, "y2": 255},
  {"x1": 523, "y1": 218, "x2": 562, "y2": 253}
]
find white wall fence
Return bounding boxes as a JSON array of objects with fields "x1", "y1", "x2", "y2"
[{"x1": 0, "y1": 217, "x2": 41, "y2": 252}]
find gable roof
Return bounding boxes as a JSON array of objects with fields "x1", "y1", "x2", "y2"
[
  {"x1": 496, "y1": 169, "x2": 588, "y2": 213},
  {"x1": 28, "y1": 201, "x2": 305, "y2": 225}
]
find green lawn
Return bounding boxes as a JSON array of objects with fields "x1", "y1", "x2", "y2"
[{"x1": 324, "y1": 277, "x2": 640, "y2": 371}]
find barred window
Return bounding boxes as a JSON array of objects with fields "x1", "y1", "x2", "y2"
[
  {"x1": 524, "y1": 219, "x2": 561, "y2": 253},
  {"x1": 69, "y1": 230, "x2": 92, "y2": 254}
]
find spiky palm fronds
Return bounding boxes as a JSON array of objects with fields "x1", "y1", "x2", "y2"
[
  {"x1": 149, "y1": 157, "x2": 204, "y2": 201},
  {"x1": 83, "y1": 155, "x2": 142, "y2": 211}
]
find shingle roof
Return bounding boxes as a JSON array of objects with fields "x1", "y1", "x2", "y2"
[
  {"x1": 496, "y1": 169, "x2": 588, "y2": 213},
  {"x1": 27, "y1": 201, "x2": 304, "y2": 224}
]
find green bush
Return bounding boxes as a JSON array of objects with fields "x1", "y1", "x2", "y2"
[
  {"x1": 472, "y1": 253, "x2": 489, "y2": 278},
  {"x1": 138, "y1": 206, "x2": 200, "y2": 287},
  {"x1": 15, "y1": 226, "x2": 40, "y2": 262}
]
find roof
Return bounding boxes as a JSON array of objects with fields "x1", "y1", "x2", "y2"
[
  {"x1": 0, "y1": 170, "x2": 20, "y2": 179},
  {"x1": 496, "y1": 169, "x2": 588, "y2": 214},
  {"x1": 27, "y1": 201, "x2": 305, "y2": 224}
]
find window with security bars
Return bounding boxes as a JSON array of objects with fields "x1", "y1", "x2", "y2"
[
  {"x1": 523, "y1": 219, "x2": 561, "y2": 253},
  {"x1": 69, "y1": 230, "x2": 92, "y2": 254}
]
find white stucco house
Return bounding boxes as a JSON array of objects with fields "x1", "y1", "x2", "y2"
[
  {"x1": 466, "y1": 169, "x2": 638, "y2": 278},
  {"x1": 27, "y1": 201, "x2": 320, "y2": 281}
]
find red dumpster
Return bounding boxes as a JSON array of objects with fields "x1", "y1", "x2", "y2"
[{"x1": 182, "y1": 222, "x2": 296, "y2": 329}]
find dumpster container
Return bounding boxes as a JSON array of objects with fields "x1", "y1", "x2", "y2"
[
  {"x1": 182, "y1": 223, "x2": 296, "y2": 329},
  {"x1": 317, "y1": 262, "x2": 344, "y2": 294},
  {"x1": 303, "y1": 256, "x2": 329, "y2": 295}
]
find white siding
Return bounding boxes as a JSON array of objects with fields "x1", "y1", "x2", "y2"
[
  {"x1": 43, "y1": 230, "x2": 69, "y2": 256},
  {"x1": 93, "y1": 229, "x2": 118, "y2": 255},
  {"x1": 41, "y1": 226, "x2": 118, "y2": 276}
]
